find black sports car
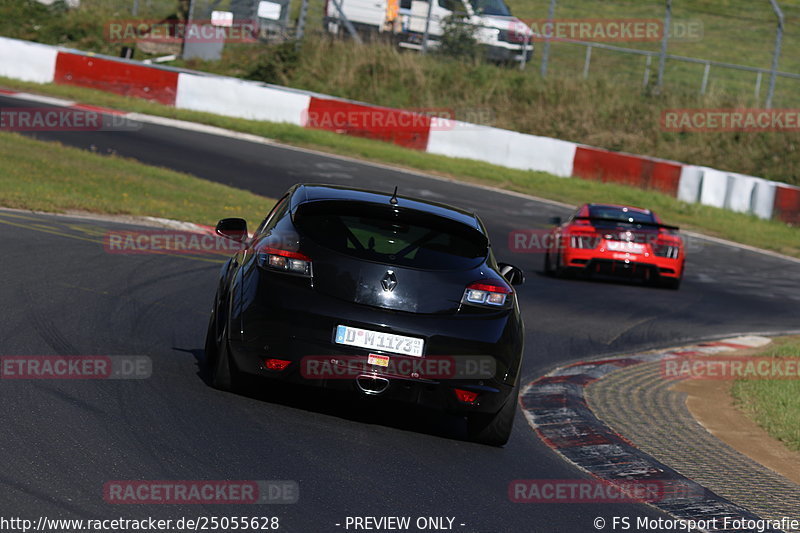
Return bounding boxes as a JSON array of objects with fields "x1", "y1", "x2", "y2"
[{"x1": 204, "y1": 184, "x2": 525, "y2": 446}]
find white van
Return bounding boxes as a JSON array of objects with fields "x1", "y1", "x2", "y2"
[{"x1": 325, "y1": 0, "x2": 533, "y2": 63}]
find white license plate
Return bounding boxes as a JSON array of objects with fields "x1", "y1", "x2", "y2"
[
  {"x1": 606, "y1": 241, "x2": 645, "y2": 254},
  {"x1": 335, "y1": 325, "x2": 424, "y2": 357}
]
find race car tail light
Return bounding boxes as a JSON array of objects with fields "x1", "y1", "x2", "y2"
[
  {"x1": 263, "y1": 358, "x2": 291, "y2": 371},
  {"x1": 256, "y1": 247, "x2": 312, "y2": 276},
  {"x1": 462, "y1": 280, "x2": 513, "y2": 307},
  {"x1": 454, "y1": 388, "x2": 479, "y2": 404},
  {"x1": 653, "y1": 237, "x2": 681, "y2": 259},
  {"x1": 654, "y1": 244, "x2": 680, "y2": 259},
  {"x1": 569, "y1": 233, "x2": 599, "y2": 249}
]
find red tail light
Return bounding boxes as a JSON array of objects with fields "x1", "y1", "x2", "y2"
[
  {"x1": 569, "y1": 232, "x2": 599, "y2": 249},
  {"x1": 264, "y1": 358, "x2": 291, "y2": 371},
  {"x1": 454, "y1": 388, "x2": 479, "y2": 404},
  {"x1": 462, "y1": 279, "x2": 513, "y2": 307},
  {"x1": 653, "y1": 237, "x2": 681, "y2": 259},
  {"x1": 256, "y1": 247, "x2": 313, "y2": 276}
]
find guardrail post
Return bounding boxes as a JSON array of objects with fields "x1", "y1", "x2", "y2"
[
  {"x1": 421, "y1": 0, "x2": 434, "y2": 53},
  {"x1": 520, "y1": 33, "x2": 529, "y2": 70},
  {"x1": 643, "y1": 55, "x2": 652, "y2": 87},
  {"x1": 656, "y1": 0, "x2": 672, "y2": 92},
  {"x1": 766, "y1": 0, "x2": 784, "y2": 108},
  {"x1": 296, "y1": 0, "x2": 308, "y2": 43},
  {"x1": 755, "y1": 72, "x2": 763, "y2": 99},
  {"x1": 583, "y1": 45, "x2": 592, "y2": 79},
  {"x1": 180, "y1": 0, "x2": 196, "y2": 59},
  {"x1": 540, "y1": 0, "x2": 556, "y2": 77},
  {"x1": 700, "y1": 62, "x2": 710, "y2": 94},
  {"x1": 330, "y1": 0, "x2": 363, "y2": 44}
]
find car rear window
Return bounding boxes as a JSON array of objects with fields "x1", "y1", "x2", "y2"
[
  {"x1": 588, "y1": 206, "x2": 656, "y2": 224},
  {"x1": 294, "y1": 201, "x2": 488, "y2": 270}
]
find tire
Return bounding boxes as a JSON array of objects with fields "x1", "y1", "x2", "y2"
[
  {"x1": 466, "y1": 385, "x2": 519, "y2": 447},
  {"x1": 661, "y1": 276, "x2": 682, "y2": 290},
  {"x1": 204, "y1": 306, "x2": 239, "y2": 392},
  {"x1": 553, "y1": 250, "x2": 568, "y2": 278},
  {"x1": 544, "y1": 250, "x2": 555, "y2": 276}
]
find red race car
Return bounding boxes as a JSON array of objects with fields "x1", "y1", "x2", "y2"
[{"x1": 544, "y1": 203, "x2": 685, "y2": 289}]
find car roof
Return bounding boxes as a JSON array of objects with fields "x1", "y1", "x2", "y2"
[{"x1": 289, "y1": 184, "x2": 484, "y2": 232}]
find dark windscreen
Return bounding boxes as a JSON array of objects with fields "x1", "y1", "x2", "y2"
[
  {"x1": 469, "y1": 0, "x2": 511, "y2": 16},
  {"x1": 587, "y1": 205, "x2": 656, "y2": 224},
  {"x1": 294, "y1": 201, "x2": 487, "y2": 270}
]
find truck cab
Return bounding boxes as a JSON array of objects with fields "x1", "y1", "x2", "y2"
[{"x1": 325, "y1": 0, "x2": 533, "y2": 63}]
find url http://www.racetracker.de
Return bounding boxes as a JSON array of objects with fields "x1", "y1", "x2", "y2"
[{"x1": 0, "y1": 516, "x2": 282, "y2": 532}]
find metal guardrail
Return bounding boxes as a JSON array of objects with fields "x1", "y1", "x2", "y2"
[
  {"x1": 545, "y1": 37, "x2": 800, "y2": 98},
  {"x1": 534, "y1": 0, "x2": 795, "y2": 107}
]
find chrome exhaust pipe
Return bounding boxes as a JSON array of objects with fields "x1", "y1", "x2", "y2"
[{"x1": 355, "y1": 374, "x2": 390, "y2": 395}]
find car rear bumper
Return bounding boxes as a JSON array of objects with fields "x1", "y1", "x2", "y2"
[
  {"x1": 228, "y1": 345, "x2": 515, "y2": 414},
  {"x1": 226, "y1": 273, "x2": 523, "y2": 415},
  {"x1": 563, "y1": 249, "x2": 683, "y2": 279}
]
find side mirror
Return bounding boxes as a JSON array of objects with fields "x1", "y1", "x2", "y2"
[
  {"x1": 216, "y1": 218, "x2": 248, "y2": 242},
  {"x1": 498, "y1": 263, "x2": 525, "y2": 286},
  {"x1": 548, "y1": 216, "x2": 562, "y2": 226}
]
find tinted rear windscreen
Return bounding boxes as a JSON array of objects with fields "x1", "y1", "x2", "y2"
[
  {"x1": 588, "y1": 206, "x2": 656, "y2": 224},
  {"x1": 294, "y1": 201, "x2": 487, "y2": 270}
]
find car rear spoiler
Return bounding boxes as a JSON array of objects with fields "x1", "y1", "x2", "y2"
[{"x1": 573, "y1": 216, "x2": 680, "y2": 231}]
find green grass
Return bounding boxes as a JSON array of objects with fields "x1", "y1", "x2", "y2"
[
  {"x1": 1, "y1": 75, "x2": 798, "y2": 259},
  {"x1": 0, "y1": 131, "x2": 275, "y2": 226},
  {"x1": 732, "y1": 336, "x2": 800, "y2": 452}
]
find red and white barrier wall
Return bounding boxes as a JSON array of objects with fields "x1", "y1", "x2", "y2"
[
  {"x1": 0, "y1": 38, "x2": 58, "y2": 83},
  {"x1": 1, "y1": 35, "x2": 798, "y2": 224},
  {"x1": 426, "y1": 121, "x2": 576, "y2": 177},
  {"x1": 176, "y1": 73, "x2": 310, "y2": 125}
]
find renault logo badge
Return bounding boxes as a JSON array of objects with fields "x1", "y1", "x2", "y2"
[{"x1": 381, "y1": 271, "x2": 398, "y2": 292}]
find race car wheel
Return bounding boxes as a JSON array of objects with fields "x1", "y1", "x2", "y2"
[
  {"x1": 204, "y1": 303, "x2": 240, "y2": 392},
  {"x1": 544, "y1": 250, "x2": 555, "y2": 276}
]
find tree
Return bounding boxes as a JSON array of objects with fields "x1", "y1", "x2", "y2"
[{"x1": 437, "y1": 13, "x2": 480, "y2": 60}]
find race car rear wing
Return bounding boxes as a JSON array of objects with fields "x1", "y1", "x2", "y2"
[{"x1": 573, "y1": 216, "x2": 680, "y2": 231}]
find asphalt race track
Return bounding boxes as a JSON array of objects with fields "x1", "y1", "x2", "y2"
[{"x1": 2, "y1": 94, "x2": 800, "y2": 532}]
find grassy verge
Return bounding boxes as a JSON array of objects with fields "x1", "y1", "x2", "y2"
[
  {"x1": 1, "y1": 76, "x2": 798, "y2": 258},
  {"x1": 732, "y1": 336, "x2": 800, "y2": 453},
  {"x1": 0, "y1": 131, "x2": 274, "y2": 226}
]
